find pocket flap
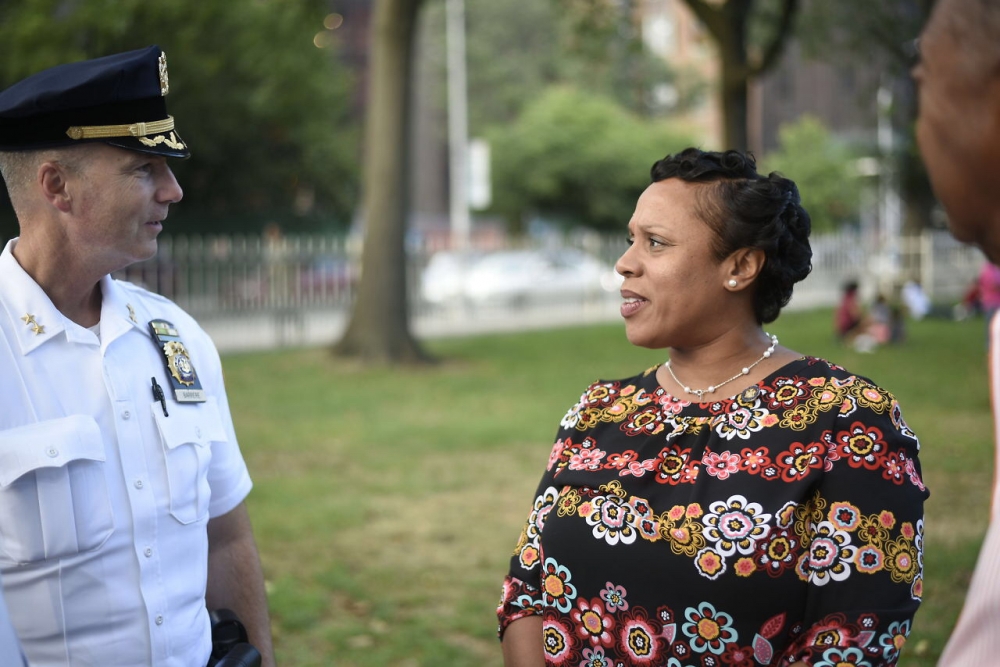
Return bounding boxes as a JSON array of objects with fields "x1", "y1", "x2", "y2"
[
  {"x1": 0, "y1": 416, "x2": 105, "y2": 487},
  {"x1": 152, "y1": 396, "x2": 228, "y2": 450}
]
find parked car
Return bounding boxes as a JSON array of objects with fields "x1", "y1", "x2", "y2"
[
  {"x1": 297, "y1": 255, "x2": 358, "y2": 301},
  {"x1": 419, "y1": 248, "x2": 621, "y2": 307},
  {"x1": 419, "y1": 250, "x2": 483, "y2": 306}
]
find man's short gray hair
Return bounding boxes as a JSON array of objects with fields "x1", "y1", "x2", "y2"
[{"x1": 0, "y1": 147, "x2": 88, "y2": 217}]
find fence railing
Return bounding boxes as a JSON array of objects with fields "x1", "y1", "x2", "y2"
[{"x1": 104, "y1": 228, "x2": 983, "y2": 352}]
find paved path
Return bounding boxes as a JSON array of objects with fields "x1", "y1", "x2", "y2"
[{"x1": 199, "y1": 284, "x2": 843, "y2": 355}]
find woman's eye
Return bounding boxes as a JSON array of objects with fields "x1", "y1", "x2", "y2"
[{"x1": 625, "y1": 236, "x2": 635, "y2": 246}]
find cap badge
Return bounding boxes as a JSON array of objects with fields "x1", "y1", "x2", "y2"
[
  {"x1": 158, "y1": 51, "x2": 169, "y2": 96},
  {"x1": 139, "y1": 130, "x2": 185, "y2": 150}
]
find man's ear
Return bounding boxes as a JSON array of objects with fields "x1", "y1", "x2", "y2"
[
  {"x1": 38, "y1": 161, "x2": 74, "y2": 213},
  {"x1": 725, "y1": 247, "x2": 766, "y2": 287}
]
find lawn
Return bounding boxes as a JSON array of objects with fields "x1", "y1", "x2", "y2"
[{"x1": 221, "y1": 309, "x2": 992, "y2": 666}]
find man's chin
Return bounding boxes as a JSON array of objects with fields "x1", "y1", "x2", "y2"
[{"x1": 134, "y1": 240, "x2": 159, "y2": 263}]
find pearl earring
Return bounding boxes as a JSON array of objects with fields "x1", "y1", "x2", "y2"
[{"x1": 728, "y1": 279, "x2": 738, "y2": 288}]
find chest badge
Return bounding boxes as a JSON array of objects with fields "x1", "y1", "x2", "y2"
[{"x1": 149, "y1": 319, "x2": 206, "y2": 403}]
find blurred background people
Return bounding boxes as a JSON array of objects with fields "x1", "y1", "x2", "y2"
[
  {"x1": 977, "y1": 262, "x2": 1000, "y2": 322},
  {"x1": 835, "y1": 279, "x2": 863, "y2": 340},
  {"x1": 901, "y1": 280, "x2": 931, "y2": 321},
  {"x1": 836, "y1": 282, "x2": 904, "y2": 352}
]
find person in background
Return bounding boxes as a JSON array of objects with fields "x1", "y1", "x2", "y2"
[
  {"x1": 0, "y1": 47, "x2": 274, "y2": 666},
  {"x1": 914, "y1": 0, "x2": 1000, "y2": 663},
  {"x1": 835, "y1": 279, "x2": 864, "y2": 340},
  {"x1": 498, "y1": 148, "x2": 927, "y2": 666},
  {"x1": 977, "y1": 262, "x2": 1000, "y2": 323},
  {"x1": 901, "y1": 280, "x2": 931, "y2": 321}
]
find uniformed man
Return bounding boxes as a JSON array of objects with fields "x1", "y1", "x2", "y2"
[{"x1": 0, "y1": 46, "x2": 275, "y2": 666}]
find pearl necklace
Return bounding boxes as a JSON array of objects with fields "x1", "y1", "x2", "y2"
[{"x1": 665, "y1": 333, "x2": 778, "y2": 401}]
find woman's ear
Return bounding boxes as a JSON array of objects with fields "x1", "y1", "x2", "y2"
[{"x1": 724, "y1": 247, "x2": 766, "y2": 289}]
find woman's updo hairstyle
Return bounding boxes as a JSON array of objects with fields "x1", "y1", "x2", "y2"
[{"x1": 650, "y1": 147, "x2": 813, "y2": 324}]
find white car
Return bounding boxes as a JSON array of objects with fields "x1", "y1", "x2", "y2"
[
  {"x1": 419, "y1": 250, "x2": 483, "y2": 305},
  {"x1": 420, "y1": 248, "x2": 621, "y2": 307}
]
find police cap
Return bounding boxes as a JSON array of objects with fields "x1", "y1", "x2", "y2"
[{"x1": 0, "y1": 45, "x2": 189, "y2": 158}]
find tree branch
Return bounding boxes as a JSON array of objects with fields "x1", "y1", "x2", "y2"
[
  {"x1": 750, "y1": 0, "x2": 799, "y2": 76},
  {"x1": 680, "y1": 0, "x2": 725, "y2": 42}
]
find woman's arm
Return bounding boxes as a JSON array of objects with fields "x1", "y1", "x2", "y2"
[{"x1": 501, "y1": 616, "x2": 545, "y2": 667}]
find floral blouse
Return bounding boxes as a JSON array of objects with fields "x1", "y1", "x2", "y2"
[{"x1": 498, "y1": 357, "x2": 928, "y2": 667}]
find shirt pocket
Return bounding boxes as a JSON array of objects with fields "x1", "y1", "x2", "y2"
[
  {"x1": 0, "y1": 415, "x2": 114, "y2": 564},
  {"x1": 151, "y1": 397, "x2": 225, "y2": 525}
]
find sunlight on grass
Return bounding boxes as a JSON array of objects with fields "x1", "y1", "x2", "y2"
[{"x1": 222, "y1": 309, "x2": 992, "y2": 666}]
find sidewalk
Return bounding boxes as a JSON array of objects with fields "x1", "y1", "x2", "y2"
[
  {"x1": 199, "y1": 279, "x2": 842, "y2": 355},
  {"x1": 201, "y1": 298, "x2": 624, "y2": 354}
]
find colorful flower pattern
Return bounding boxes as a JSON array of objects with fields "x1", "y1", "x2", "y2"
[{"x1": 500, "y1": 358, "x2": 927, "y2": 665}]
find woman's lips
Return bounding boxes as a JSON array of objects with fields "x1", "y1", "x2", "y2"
[{"x1": 620, "y1": 291, "x2": 648, "y2": 317}]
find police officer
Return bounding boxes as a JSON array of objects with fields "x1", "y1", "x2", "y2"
[{"x1": 0, "y1": 47, "x2": 275, "y2": 666}]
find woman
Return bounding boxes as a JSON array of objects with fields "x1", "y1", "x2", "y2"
[{"x1": 498, "y1": 148, "x2": 927, "y2": 667}]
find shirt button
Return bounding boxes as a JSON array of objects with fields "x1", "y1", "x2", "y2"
[
  {"x1": 155, "y1": 615, "x2": 164, "y2": 626},
  {"x1": 46, "y1": 447, "x2": 59, "y2": 458},
  {"x1": 144, "y1": 547, "x2": 153, "y2": 558},
  {"x1": 195, "y1": 426, "x2": 202, "y2": 438},
  {"x1": 122, "y1": 410, "x2": 131, "y2": 420},
  {"x1": 134, "y1": 479, "x2": 144, "y2": 489}
]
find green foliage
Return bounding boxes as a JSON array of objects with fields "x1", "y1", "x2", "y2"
[
  {"x1": 794, "y1": 0, "x2": 937, "y2": 231},
  {"x1": 487, "y1": 86, "x2": 697, "y2": 231},
  {"x1": 0, "y1": 0, "x2": 360, "y2": 234},
  {"x1": 463, "y1": 0, "x2": 566, "y2": 128},
  {"x1": 760, "y1": 116, "x2": 862, "y2": 232},
  {"x1": 797, "y1": 0, "x2": 933, "y2": 78},
  {"x1": 416, "y1": 0, "x2": 704, "y2": 135}
]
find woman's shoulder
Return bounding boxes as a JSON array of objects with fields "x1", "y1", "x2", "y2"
[
  {"x1": 584, "y1": 364, "x2": 661, "y2": 391},
  {"x1": 569, "y1": 364, "x2": 665, "y2": 405},
  {"x1": 799, "y1": 356, "x2": 894, "y2": 391},
  {"x1": 774, "y1": 356, "x2": 905, "y2": 425},
  {"x1": 777, "y1": 355, "x2": 885, "y2": 385}
]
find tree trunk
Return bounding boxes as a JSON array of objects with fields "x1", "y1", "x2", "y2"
[
  {"x1": 717, "y1": 0, "x2": 750, "y2": 151},
  {"x1": 719, "y1": 57, "x2": 750, "y2": 151},
  {"x1": 333, "y1": 0, "x2": 431, "y2": 364},
  {"x1": 682, "y1": 0, "x2": 798, "y2": 152}
]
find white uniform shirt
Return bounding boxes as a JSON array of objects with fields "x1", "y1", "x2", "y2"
[
  {"x1": 0, "y1": 580, "x2": 26, "y2": 666},
  {"x1": 0, "y1": 239, "x2": 252, "y2": 666},
  {"x1": 939, "y1": 311, "x2": 1000, "y2": 666}
]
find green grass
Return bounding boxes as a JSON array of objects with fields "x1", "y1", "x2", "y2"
[{"x1": 223, "y1": 309, "x2": 992, "y2": 666}]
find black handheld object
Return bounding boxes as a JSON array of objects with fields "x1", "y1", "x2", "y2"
[
  {"x1": 207, "y1": 609, "x2": 262, "y2": 667},
  {"x1": 151, "y1": 377, "x2": 168, "y2": 417}
]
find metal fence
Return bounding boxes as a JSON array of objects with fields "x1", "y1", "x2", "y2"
[{"x1": 107, "y1": 229, "x2": 983, "y2": 352}]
